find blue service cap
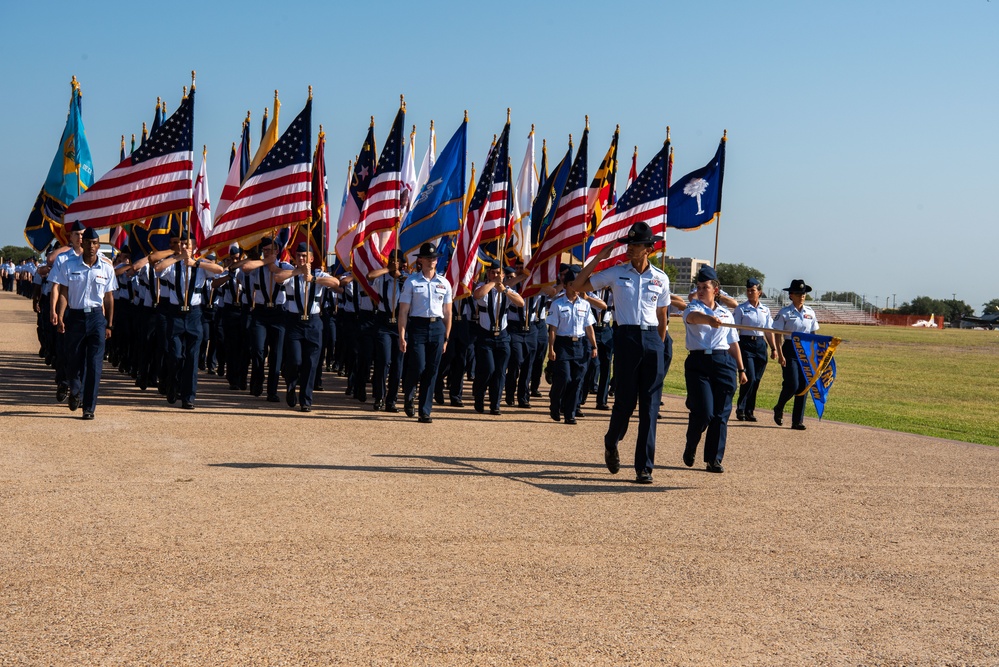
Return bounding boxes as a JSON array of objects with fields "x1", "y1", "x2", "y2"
[
  {"x1": 746, "y1": 277, "x2": 762, "y2": 289},
  {"x1": 67, "y1": 220, "x2": 86, "y2": 233},
  {"x1": 295, "y1": 242, "x2": 310, "y2": 254},
  {"x1": 82, "y1": 227, "x2": 100, "y2": 241},
  {"x1": 695, "y1": 265, "x2": 718, "y2": 283},
  {"x1": 485, "y1": 259, "x2": 502, "y2": 270}
]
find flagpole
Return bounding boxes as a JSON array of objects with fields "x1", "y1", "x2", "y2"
[
  {"x1": 660, "y1": 128, "x2": 671, "y2": 270},
  {"x1": 712, "y1": 129, "x2": 727, "y2": 268}
]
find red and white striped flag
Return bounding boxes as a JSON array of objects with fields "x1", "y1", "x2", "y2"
[
  {"x1": 203, "y1": 99, "x2": 312, "y2": 250},
  {"x1": 445, "y1": 142, "x2": 500, "y2": 299},
  {"x1": 351, "y1": 104, "x2": 405, "y2": 302},
  {"x1": 64, "y1": 90, "x2": 195, "y2": 229}
]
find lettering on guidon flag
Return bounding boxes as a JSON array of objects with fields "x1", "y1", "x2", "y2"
[{"x1": 791, "y1": 332, "x2": 841, "y2": 419}]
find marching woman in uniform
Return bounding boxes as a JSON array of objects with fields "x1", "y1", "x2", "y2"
[
  {"x1": 682, "y1": 266, "x2": 748, "y2": 473},
  {"x1": 546, "y1": 266, "x2": 598, "y2": 424},
  {"x1": 772, "y1": 279, "x2": 820, "y2": 430},
  {"x1": 733, "y1": 277, "x2": 777, "y2": 422},
  {"x1": 276, "y1": 243, "x2": 340, "y2": 412},
  {"x1": 398, "y1": 242, "x2": 453, "y2": 423},
  {"x1": 471, "y1": 260, "x2": 525, "y2": 415},
  {"x1": 368, "y1": 250, "x2": 408, "y2": 412}
]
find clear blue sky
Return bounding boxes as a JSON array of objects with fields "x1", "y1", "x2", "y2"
[{"x1": 2, "y1": 0, "x2": 997, "y2": 312}]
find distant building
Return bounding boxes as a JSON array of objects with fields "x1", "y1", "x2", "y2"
[{"x1": 661, "y1": 256, "x2": 711, "y2": 288}]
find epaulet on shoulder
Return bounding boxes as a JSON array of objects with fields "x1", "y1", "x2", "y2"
[{"x1": 99, "y1": 255, "x2": 113, "y2": 266}]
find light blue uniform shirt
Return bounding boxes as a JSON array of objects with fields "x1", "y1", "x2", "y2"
[
  {"x1": 474, "y1": 283, "x2": 510, "y2": 331},
  {"x1": 734, "y1": 301, "x2": 774, "y2": 337},
  {"x1": 371, "y1": 272, "x2": 407, "y2": 316},
  {"x1": 546, "y1": 294, "x2": 596, "y2": 338},
  {"x1": 683, "y1": 300, "x2": 739, "y2": 351},
  {"x1": 50, "y1": 253, "x2": 118, "y2": 310},
  {"x1": 157, "y1": 261, "x2": 210, "y2": 307},
  {"x1": 251, "y1": 262, "x2": 293, "y2": 306},
  {"x1": 773, "y1": 304, "x2": 819, "y2": 334},
  {"x1": 282, "y1": 270, "x2": 331, "y2": 315},
  {"x1": 400, "y1": 271, "x2": 452, "y2": 318},
  {"x1": 589, "y1": 262, "x2": 669, "y2": 327}
]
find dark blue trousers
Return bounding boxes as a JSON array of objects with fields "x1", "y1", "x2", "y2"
[
  {"x1": 530, "y1": 321, "x2": 548, "y2": 394},
  {"x1": 474, "y1": 328, "x2": 511, "y2": 411},
  {"x1": 736, "y1": 336, "x2": 768, "y2": 417},
  {"x1": 284, "y1": 313, "x2": 323, "y2": 408},
  {"x1": 776, "y1": 339, "x2": 807, "y2": 425},
  {"x1": 549, "y1": 337, "x2": 587, "y2": 420},
  {"x1": 373, "y1": 321, "x2": 404, "y2": 406},
  {"x1": 684, "y1": 350, "x2": 738, "y2": 466},
  {"x1": 442, "y1": 318, "x2": 474, "y2": 401},
  {"x1": 165, "y1": 305, "x2": 204, "y2": 405},
  {"x1": 63, "y1": 309, "x2": 107, "y2": 414},
  {"x1": 403, "y1": 319, "x2": 445, "y2": 418},
  {"x1": 605, "y1": 327, "x2": 664, "y2": 475},
  {"x1": 221, "y1": 306, "x2": 249, "y2": 390},
  {"x1": 505, "y1": 325, "x2": 536, "y2": 405},
  {"x1": 249, "y1": 307, "x2": 286, "y2": 399},
  {"x1": 593, "y1": 325, "x2": 614, "y2": 406}
]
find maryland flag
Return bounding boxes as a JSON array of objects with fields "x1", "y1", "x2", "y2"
[
  {"x1": 586, "y1": 125, "x2": 619, "y2": 237},
  {"x1": 790, "y1": 332, "x2": 840, "y2": 419}
]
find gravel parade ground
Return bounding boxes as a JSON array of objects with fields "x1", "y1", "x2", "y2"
[{"x1": 1, "y1": 292, "x2": 996, "y2": 666}]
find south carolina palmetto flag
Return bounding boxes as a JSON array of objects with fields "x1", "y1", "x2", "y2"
[
  {"x1": 351, "y1": 102, "x2": 405, "y2": 302},
  {"x1": 586, "y1": 137, "x2": 670, "y2": 274}
]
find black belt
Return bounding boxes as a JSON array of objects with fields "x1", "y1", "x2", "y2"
[
  {"x1": 410, "y1": 316, "x2": 440, "y2": 324},
  {"x1": 67, "y1": 307, "x2": 101, "y2": 314},
  {"x1": 689, "y1": 349, "x2": 727, "y2": 356},
  {"x1": 617, "y1": 324, "x2": 657, "y2": 331},
  {"x1": 556, "y1": 335, "x2": 582, "y2": 342},
  {"x1": 741, "y1": 334, "x2": 763, "y2": 339}
]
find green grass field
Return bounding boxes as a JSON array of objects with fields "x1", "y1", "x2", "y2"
[{"x1": 663, "y1": 324, "x2": 999, "y2": 446}]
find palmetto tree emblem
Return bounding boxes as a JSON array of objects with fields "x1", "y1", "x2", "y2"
[{"x1": 683, "y1": 178, "x2": 709, "y2": 214}]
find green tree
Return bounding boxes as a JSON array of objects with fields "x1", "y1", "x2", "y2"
[
  {"x1": 715, "y1": 262, "x2": 765, "y2": 287},
  {"x1": 820, "y1": 290, "x2": 862, "y2": 304},
  {"x1": 0, "y1": 245, "x2": 38, "y2": 264},
  {"x1": 898, "y1": 296, "x2": 973, "y2": 325},
  {"x1": 981, "y1": 299, "x2": 999, "y2": 315}
]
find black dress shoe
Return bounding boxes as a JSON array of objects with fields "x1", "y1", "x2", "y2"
[
  {"x1": 167, "y1": 386, "x2": 177, "y2": 405},
  {"x1": 635, "y1": 470, "x2": 654, "y2": 484},
  {"x1": 181, "y1": 402, "x2": 195, "y2": 410},
  {"x1": 736, "y1": 411, "x2": 745, "y2": 421},
  {"x1": 56, "y1": 385, "x2": 68, "y2": 402},
  {"x1": 706, "y1": 462, "x2": 724, "y2": 473},
  {"x1": 356, "y1": 392, "x2": 367, "y2": 403},
  {"x1": 773, "y1": 406, "x2": 783, "y2": 426},
  {"x1": 418, "y1": 415, "x2": 433, "y2": 424},
  {"x1": 286, "y1": 387, "x2": 297, "y2": 408},
  {"x1": 68, "y1": 394, "x2": 81, "y2": 412},
  {"x1": 604, "y1": 447, "x2": 620, "y2": 474},
  {"x1": 596, "y1": 403, "x2": 610, "y2": 411},
  {"x1": 791, "y1": 423, "x2": 807, "y2": 431},
  {"x1": 564, "y1": 417, "x2": 577, "y2": 425},
  {"x1": 575, "y1": 410, "x2": 585, "y2": 418},
  {"x1": 82, "y1": 412, "x2": 95, "y2": 420},
  {"x1": 474, "y1": 401, "x2": 485, "y2": 414},
  {"x1": 435, "y1": 394, "x2": 445, "y2": 406},
  {"x1": 490, "y1": 408, "x2": 502, "y2": 416},
  {"x1": 530, "y1": 390, "x2": 543, "y2": 398},
  {"x1": 373, "y1": 400, "x2": 384, "y2": 411},
  {"x1": 314, "y1": 383, "x2": 324, "y2": 391},
  {"x1": 266, "y1": 395, "x2": 280, "y2": 403},
  {"x1": 404, "y1": 400, "x2": 415, "y2": 418},
  {"x1": 683, "y1": 453, "x2": 695, "y2": 468},
  {"x1": 505, "y1": 399, "x2": 515, "y2": 407},
  {"x1": 450, "y1": 398, "x2": 465, "y2": 407},
  {"x1": 301, "y1": 405, "x2": 312, "y2": 413},
  {"x1": 518, "y1": 401, "x2": 531, "y2": 409},
  {"x1": 385, "y1": 404, "x2": 399, "y2": 413},
  {"x1": 746, "y1": 414, "x2": 758, "y2": 422},
  {"x1": 550, "y1": 412, "x2": 560, "y2": 422}
]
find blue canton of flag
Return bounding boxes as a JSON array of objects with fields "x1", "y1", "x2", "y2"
[
  {"x1": 667, "y1": 134, "x2": 725, "y2": 230},
  {"x1": 399, "y1": 118, "x2": 467, "y2": 263}
]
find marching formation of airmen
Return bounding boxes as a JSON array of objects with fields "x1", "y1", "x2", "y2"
[{"x1": 22, "y1": 220, "x2": 814, "y2": 484}]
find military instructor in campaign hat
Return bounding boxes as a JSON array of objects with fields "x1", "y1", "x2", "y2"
[{"x1": 572, "y1": 222, "x2": 670, "y2": 484}]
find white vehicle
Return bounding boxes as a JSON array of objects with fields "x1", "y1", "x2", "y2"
[{"x1": 912, "y1": 314, "x2": 938, "y2": 328}]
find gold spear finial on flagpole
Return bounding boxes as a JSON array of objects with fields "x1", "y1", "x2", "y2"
[
  {"x1": 507, "y1": 107, "x2": 511, "y2": 123},
  {"x1": 141, "y1": 122, "x2": 148, "y2": 142},
  {"x1": 585, "y1": 115, "x2": 589, "y2": 130},
  {"x1": 723, "y1": 129, "x2": 728, "y2": 141},
  {"x1": 308, "y1": 85, "x2": 313, "y2": 100},
  {"x1": 615, "y1": 124, "x2": 620, "y2": 134},
  {"x1": 464, "y1": 110, "x2": 468, "y2": 122},
  {"x1": 370, "y1": 115, "x2": 375, "y2": 127},
  {"x1": 430, "y1": 119, "x2": 434, "y2": 131},
  {"x1": 182, "y1": 85, "x2": 188, "y2": 100},
  {"x1": 71, "y1": 75, "x2": 78, "y2": 90},
  {"x1": 666, "y1": 125, "x2": 671, "y2": 141},
  {"x1": 568, "y1": 133, "x2": 573, "y2": 148},
  {"x1": 202, "y1": 144, "x2": 207, "y2": 157}
]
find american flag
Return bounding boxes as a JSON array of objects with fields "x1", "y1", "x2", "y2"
[
  {"x1": 215, "y1": 117, "x2": 251, "y2": 225},
  {"x1": 334, "y1": 122, "x2": 377, "y2": 267},
  {"x1": 65, "y1": 90, "x2": 194, "y2": 229},
  {"x1": 204, "y1": 98, "x2": 312, "y2": 250},
  {"x1": 478, "y1": 121, "x2": 511, "y2": 250},
  {"x1": 351, "y1": 104, "x2": 405, "y2": 302},
  {"x1": 445, "y1": 133, "x2": 500, "y2": 299},
  {"x1": 289, "y1": 129, "x2": 329, "y2": 269},
  {"x1": 521, "y1": 127, "x2": 589, "y2": 297},
  {"x1": 585, "y1": 138, "x2": 670, "y2": 274}
]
